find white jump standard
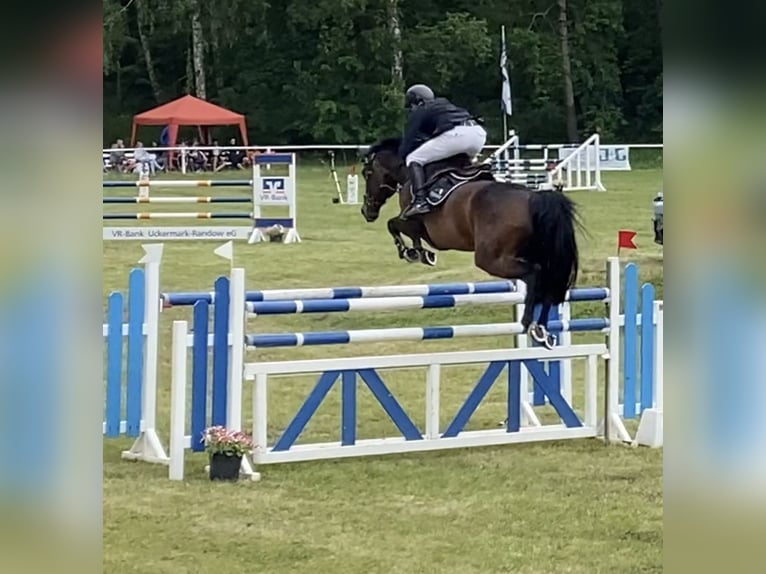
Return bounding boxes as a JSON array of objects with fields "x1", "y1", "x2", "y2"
[
  {"x1": 249, "y1": 153, "x2": 300, "y2": 244},
  {"x1": 486, "y1": 131, "x2": 606, "y2": 192}
]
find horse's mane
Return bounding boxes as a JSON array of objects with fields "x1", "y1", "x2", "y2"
[{"x1": 366, "y1": 137, "x2": 402, "y2": 156}]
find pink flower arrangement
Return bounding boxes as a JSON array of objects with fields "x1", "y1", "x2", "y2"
[{"x1": 202, "y1": 426, "x2": 254, "y2": 458}]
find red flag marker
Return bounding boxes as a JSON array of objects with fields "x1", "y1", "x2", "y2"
[{"x1": 617, "y1": 229, "x2": 637, "y2": 256}]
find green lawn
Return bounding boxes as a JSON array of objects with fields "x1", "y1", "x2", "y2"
[{"x1": 104, "y1": 165, "x2": 663, "y2": 574}]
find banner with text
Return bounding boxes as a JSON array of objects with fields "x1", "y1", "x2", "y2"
[
  {"x1": 103, "y1": 226, "x2": 252, "y2": 241},
  {"x1": 557, "y1": 145, "x2": 631, "y2": 171}
]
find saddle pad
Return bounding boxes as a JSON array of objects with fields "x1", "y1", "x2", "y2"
[{"x1": 424, "y1": 169, "x2": 495, "y2": 207}]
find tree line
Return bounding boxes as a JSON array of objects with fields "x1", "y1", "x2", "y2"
[{"x1": 104, "y1": 0, "x2": 662, "y2": 146}]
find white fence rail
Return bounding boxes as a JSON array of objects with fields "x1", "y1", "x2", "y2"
[
  {"x1": 104, "y1": 142, "x2": 661, "y2": 175},
  {"x1": 103, "y1": 143, "x2": 663, "y2": 155}
]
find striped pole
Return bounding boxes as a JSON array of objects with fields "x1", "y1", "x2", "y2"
[
  {"x1": 244, "y1": 288, "x2": 609, "y2": 315},
  {"x1": 164, "y1": 280, "x2": 518, "y2": 306},
  {"x1": 246, "y1": 292, "x2": 525, "y2": 315},
  {"x1": 103, "y1": 180, "x2": 253, "y2": 188},
  {"x1": 103, "y1": 197, "x2": 253, "y2": 204},
  {"x1": 103, "y1": 213, "x2": 253, "y2": 220},
  {"x1": 245, "y1": 318, "x2": 610, "y2": 348},
  {"x1": 164, "y1": 283, "x2": 608, "y2": 307}
]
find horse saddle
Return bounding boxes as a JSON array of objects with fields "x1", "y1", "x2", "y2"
[{"x1": 422, "y1": 163, "x2": 495, "y2": 207}]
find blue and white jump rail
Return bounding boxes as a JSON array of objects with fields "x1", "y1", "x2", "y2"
[
  {"x1": 103, "y1": 248, "x2": 663, "y2": 480},
  {"x1": 102, "y1": 153, "x2": 299, "y2": 244}
]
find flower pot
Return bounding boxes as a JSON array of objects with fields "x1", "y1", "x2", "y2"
[{"x1": 209, "y1": 453, "x2": 242, "y2": 481}]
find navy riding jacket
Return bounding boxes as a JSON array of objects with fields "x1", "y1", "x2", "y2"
[{"x1": 398, "y1": 97, "x2": 474, "y2": 160}]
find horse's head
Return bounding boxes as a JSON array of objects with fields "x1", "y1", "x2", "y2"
[{"x1": 360, "y1": 138, "x2": 406, "y2": 222}]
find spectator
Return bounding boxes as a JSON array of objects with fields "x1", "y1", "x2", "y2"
[
  {"x1": 227, "y1": 137, "x2": 245, "y2": 170},
  {"x1": 134, "y1": 141, "x2": 163, "y2": 175},
  {"x1": 189, "y1": 140, "x2": 208, "y2": 172},
  {"x1": 174, "y1": 140, "x2": 188, "y2": 171},
  {"x1": 159, "y1": 125, "x2": 170, "y2": 147},
  {"x1": 151, "y1": 141, "x2": 168, "y2": 169},
  {"x1": 109, "y1": 138, "x2": 127, "y2": 172},
  {"x1": 212, "y1": 140, "x2": 228, "y2": 172}
]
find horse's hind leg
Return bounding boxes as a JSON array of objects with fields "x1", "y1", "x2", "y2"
[
  {"x1": 519, "y1": 280, "x2": 557, "y2": 350},
  {"x1": 475, "y1": 249, "x2": 555, "y2": 349},
  {"x1": 518, "y1": 262, "x2": 538, "y2": 329},
  {"x1": 474, "y1": 249, "x2": 537, "y2": 325},
  {"x1": 529, "y1": 302, "x2": 556, "y2": 350},
  {"x1": 520, "y1": 268, "x2": 557, "y2": 348}
]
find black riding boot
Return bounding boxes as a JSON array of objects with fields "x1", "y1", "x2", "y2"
[{"x1": 401, "y1": 163, "x2": 430, "y2": 219}]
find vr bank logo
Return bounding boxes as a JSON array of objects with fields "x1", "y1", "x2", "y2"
[{"x1": 262, "y1": 178, "x2": 285, "y2": 192}]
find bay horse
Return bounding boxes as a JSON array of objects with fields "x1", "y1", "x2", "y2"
[{"x1": 359, "y1": 137, "x2": 581, "y2": 349}]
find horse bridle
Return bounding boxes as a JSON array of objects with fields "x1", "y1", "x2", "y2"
[{"x1": 362, "y1": 153, "x2": 400, "y2": 211}]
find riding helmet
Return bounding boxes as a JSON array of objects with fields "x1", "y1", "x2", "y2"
[{"x1": 404, "y1": 84, "x2": 435, "y2": 109}]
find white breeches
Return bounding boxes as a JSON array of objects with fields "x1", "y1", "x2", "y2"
[{"x1": 405, "y1": 124, "x2": 487, "y2": 166}]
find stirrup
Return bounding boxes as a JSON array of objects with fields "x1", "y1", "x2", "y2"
[{"x1": 402, "y1": 201, "x2": 429, "y2": 219}]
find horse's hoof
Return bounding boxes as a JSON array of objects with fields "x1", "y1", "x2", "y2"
[
  {"x1": 543, "y1": 333, "x2": 557, "y2": 350},
  {"x1": 528, "y1": 323, "x2": 556, "y2": 349},
  {"x1": 403, "y1": 248, "x2": 420, "y2": 263},
  {"x1": 420, "y1": 250, "x2": 437, "y2": 266}
]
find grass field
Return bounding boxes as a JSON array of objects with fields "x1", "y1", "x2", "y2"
[{"x1": 104, "y1": 163, "x2": 663, "y2": 574}]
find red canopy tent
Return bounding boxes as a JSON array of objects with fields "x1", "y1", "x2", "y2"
[{"x1": 130, "y1": 95, "x2": 249, "y2": 147}]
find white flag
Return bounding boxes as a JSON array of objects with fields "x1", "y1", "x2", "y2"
[
  {"x1": 500, "y1": 25, "x2": 512, "y2": 116},
  {"x1": 213, "y1": 240, "x2": 233, "y2": 261}
]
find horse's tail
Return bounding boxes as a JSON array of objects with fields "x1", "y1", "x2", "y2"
[{"x1": 527, "y1": 189, "x2": 580, "y2": 305}]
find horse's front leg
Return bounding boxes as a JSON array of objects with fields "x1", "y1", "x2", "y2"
[
  {"x1": 398, "y1": 218, "x2": 438, "y2": 266},
  {"x1": 387, "y1": 217, "x2": 419, "y2": 263},
  {"x1": 390, "y1": 216, "x2": 438, "y2": 265}
]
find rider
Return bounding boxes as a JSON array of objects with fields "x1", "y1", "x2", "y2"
[{"x1": 399, "y1": 84, "x2": 487, "y2": 219}]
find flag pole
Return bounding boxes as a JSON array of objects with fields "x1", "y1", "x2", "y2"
[
  {"x1": 213, "y1": 240, "x2": 235, "y2": 275},
  {"x1": 501, "y1": 25, "x2": 509, "y2": 139}
]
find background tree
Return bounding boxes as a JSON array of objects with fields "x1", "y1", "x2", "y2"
[{"x1": 103, "y1": 0, "x2": 662, "y2": 145}]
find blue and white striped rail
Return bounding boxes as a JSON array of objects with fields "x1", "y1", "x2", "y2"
[
  {"x1": 164, "y1": 279, "x2": 518, "y2": 306},
  {"x1": 246, "y1": 292, "x2": 523, "y2": 315},
  {"x1": 243, "y1": 288, "x2": 609, "y2": 315},
  {"x1": 166, "y1": 283, "x2": 608, "y2": 307},
  {"x1": 244, "y1": 318, "x2": 609, "y2": 348}
]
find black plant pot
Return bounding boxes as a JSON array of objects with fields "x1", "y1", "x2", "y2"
[{"x1": 209, "y1": 453, "x2": 242, "y2": 481}]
